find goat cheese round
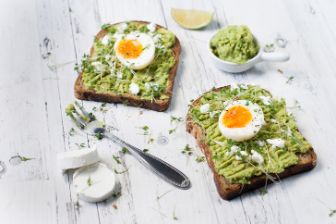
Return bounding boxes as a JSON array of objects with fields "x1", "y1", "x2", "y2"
[
  {"x1": 73, "y1": 163, "x2": 117, "y2": 203},
  {"x1": 57, "y1": 148, "x2": 99, "y2": 172}
]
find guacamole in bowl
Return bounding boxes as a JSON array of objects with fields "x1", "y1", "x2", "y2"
[{"x1": 210, "y1": 25, "x2": 259, "y2": 64}]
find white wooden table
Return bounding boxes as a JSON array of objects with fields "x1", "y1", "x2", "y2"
[{"x1": 1, "y1": 0, "x2": 336, "y2": 223}]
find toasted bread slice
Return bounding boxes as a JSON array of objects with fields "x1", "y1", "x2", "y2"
[
  {"x1": 186, "y1": 86, "x2": 317, "y2": 200},
  {"x1": 74, "y1": 21, "x2": 181, "y2": 112}
]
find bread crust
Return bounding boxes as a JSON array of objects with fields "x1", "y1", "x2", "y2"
[
  {"x1": 74, "y1": 21, "x2": 181, "y2": 112},
  {"x1": 186, "y1": 86, "x2": 317, "y2": 200}
]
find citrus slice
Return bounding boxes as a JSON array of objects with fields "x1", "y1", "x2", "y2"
[{"x1": 171, "y1": 8, "x2": 213, "y2": 29}]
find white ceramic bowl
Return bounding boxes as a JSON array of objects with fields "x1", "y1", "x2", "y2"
[{"x1": 208, "y1": 32, "x2": 290, "y2": 73}]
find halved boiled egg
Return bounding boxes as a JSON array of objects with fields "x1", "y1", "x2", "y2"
[
  {"x1": 114, "y1": 33, "x2": 155, "y2": 70},
  {"x1": 218, "y1": 100, "x2": 265, "y2": 142}
]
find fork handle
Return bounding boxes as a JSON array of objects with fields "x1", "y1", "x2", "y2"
[{"x1": 103, "y1": 132, "x2": 191, "y2": 189}]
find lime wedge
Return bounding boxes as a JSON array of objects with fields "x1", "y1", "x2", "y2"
[{"x1": 171, "y1": 8, "x2": 213, "y2": 30}]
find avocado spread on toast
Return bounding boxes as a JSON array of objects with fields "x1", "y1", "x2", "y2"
[
  {"x1": 79, "y1": 22, "x2": 176, "y2": 101},
  {"x1": 189, "y1": 85, "x2": 311, "y2": 184}
]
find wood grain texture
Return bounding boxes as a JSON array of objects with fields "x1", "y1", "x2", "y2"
[{"x1": 0, "y1": 0, "x2": 335, "y2": 223}]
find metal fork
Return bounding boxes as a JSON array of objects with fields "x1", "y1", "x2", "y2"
[{"x1": 66, "y1": 101, "x2": 191, "y2": 189}]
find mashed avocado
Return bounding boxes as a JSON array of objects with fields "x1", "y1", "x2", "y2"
[
  {"x1": 189, "y1": 85, "x2": 311, "y2": 184},
  {"x1": 210, "y1": 25, "x2": 259, "y2": 64},
  {"x1": 80, "y1": 22, "x2": 176, "y2": 101}
]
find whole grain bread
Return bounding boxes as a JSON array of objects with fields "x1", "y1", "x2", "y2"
[
  {"x1": 186, "y1": 86, "x2": 317, "y2": 200},
  {"x1": 74, "y1": 21, "x2": 181, "y2": 112}
]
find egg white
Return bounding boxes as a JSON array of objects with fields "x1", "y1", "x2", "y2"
[
  {"x1": 114, "y1": 33, "x2": 155, "y2": 70},
  {"x1": 218, "y1": 100, "x2": 265, "y2": 142}
]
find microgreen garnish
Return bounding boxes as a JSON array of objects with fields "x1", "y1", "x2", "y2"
[
  {"x1": 188, "y1": 99, "x2": 195, "y2": 108},
  {"x1": 264, "y1": 43, "x2": 275, "y2": 53},
  {"x1": 69, "y1": 127, "x2": 76, "y2": 136},
  {"x1": 95, "y1": 132, "x2": 104, "y2": 140},
  {"x1": 195, "y1": 156, "x2": 205, "y2": 163},
  {"x1": 173, "y1": 210, "x2": 178, "y2": 221},
  {"x1": 259, "y1": 188, "x2": 268, "y2": 195},
  {"x1": 329, "y1": 209, "x2": 336, "y2": 217},
  {"x1": 101, "y1": 24, "x2": 110, "y2": 30},
  {"x1": 294, "y1": 100, "x2": 302, "y2": 110},
  {"x1": 19, "y1": 156, "x2": 33, "y2": 162},
  {"x1": 99, "y1": 103, "x2": 108, "y2": 113},
  {"x1": 286, "y1": 76, "x2": 294, "y2": 84},
  {"x1": 181, "y1": 144, "x2": 193, "y2": 155},
  {"x1": 170, "y1": 116, "x2": 183, "y2": 123},
  {"x1": 148, "y1": 137, "x2": 155, "y2": 144},
  {"x1": 92, "y1": 106, "x2": 97, "y2": 112},
  {"x1": 87, "y1": 177, "x2": 92, "y2": 186},
  {"x1": 168, "y1": 128, "x2": 177, "y2": 135},
  {"x1": 143, "y1": 149, "x2": 149, "y2": 153},
  {"x1": 139, "y1": 125, "x2": 150, "y2": 135},
  {"x1": 114, "y1": 168, "x2": 128, "y2": 174},
  {"x1": 121, "y1": 147, "x2": 129, "y2": 154},
  {"x1": 112, "y1": 191, "x2": 122, "y2": 198},
  {"x1": 74, "y1": 63, "x2": 80, "y2": 72},
  {"x1": 76, "y1": 143, "x2": 86, "y2": 148},
  {"x1": 113, "y1": 155, "x2": 121, "y2": 164}
]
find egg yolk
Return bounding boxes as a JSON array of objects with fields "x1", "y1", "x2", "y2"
[
  {"x1": 117, "y1": 39, "x2": 143, "y2": 59},
  {"x1": 222, "y1": 105, "x2": 252, "y2": 128}
]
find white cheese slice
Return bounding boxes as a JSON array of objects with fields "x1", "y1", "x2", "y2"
[
  {"x1": 117, "y1": 23, "x2": 128, "y2": 33},
  {"x1": 73, "y1": 163, "x2": 117, "y2": 203},
  {"x1": 259, "y1": 95, "x2": 272, "y2": 105},
  {"x1": 226, "y1": 145, "x2": 241, "y2": 156},
  {"x1": 101, "y1": 35, "x2": 110, "y2": 45},
  {"x1": 147, "y1": 22, "x2": 156, "y2": 32},
  {"x1": 57, "y1": 148, "x2": 99, "y2": 171},
  {"x1": 129, "y1": 83, "x2": 140, "y2": 95},
  {"x1": 199, "y1": 103, "x2": 210, "y2": 113},
  {"x1": 267, "y1": 138, "x2": 285, "y2": 149},
  {"x1": 251, "y1": 150, "x2": 264, "y2": 165}
]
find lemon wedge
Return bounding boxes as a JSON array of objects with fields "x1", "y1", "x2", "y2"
[{"x1": 171, "y1": 8, "x2": 213, "y2": 29}]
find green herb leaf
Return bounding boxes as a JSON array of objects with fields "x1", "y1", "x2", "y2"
[
  {"x1": 76, "y1": 142, "x2": 86, "y2": 148},
  {"x1": 264, "y1": 43, "x2": 275, "y2": 53},
  {"x1": 87, "y1": 177, "x2": 92, "y2": 186},
  {"x1": 69, "y1": 127, "x2": 76, "y2": 137},
  {"x1": 139, "y1": 125, "x2": 150, "y2": 135},
  {"x1": 113, "y1": 155, "x2": 121, "y2": 164},
  {"x1": 143, "y1": 149, "x2": 149, "y2": 153},
  {"x1": 20, "y1": 156, "x2": 33, "y2": 162},
  {"x1": 99, "y1": 103, "x2": 108, "y2": 113},
  {"x1": 121, "y1": 147, "x2": 129, "y2": 154},
  {"x1": 173, "y1": 211, "x2": 178, "y2": 221},
  {"x1": 286, "y1": 76, "x2": 294, "y2": 84},
  {"x1": 170, "y1": 116, "x2": 183, "y2": 123},
  {"x1": 259, "y1": 188, "x2": 268, "y2": 196},
  {"x1": 181, "y1": 144, "x2": 193, "y2": 155},
  {"x1": 329, "y1": 209, "x2": 336, "y2": 217},
  {"x1": 148, "y1": 138, "x2": 155, "y2": 144},
  {"x1": 195, "y1": 156, "x2": 205, "y2": 163},
  {"x1": 114, "y1": 168, "x2": 128, "y2": 174},
  {"x1": 112, "y1": 191, "x2": 121, "y2": 198},
  {"x1": 95, "y1": 132, "x2": 104, "y2": 140},
  {"x1": 168, "y1": 128, "x2": 177, "y2": 135},
  {"x1": 101, "y1": 23, "x2": 110, "y2": 30}
]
